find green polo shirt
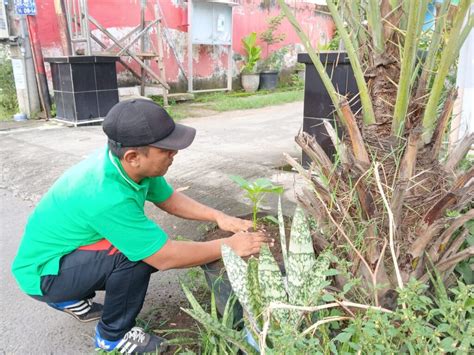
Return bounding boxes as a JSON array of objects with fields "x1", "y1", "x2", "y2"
[{"x1": 11, "y1": 146, "x2": 173, "y2": 296}]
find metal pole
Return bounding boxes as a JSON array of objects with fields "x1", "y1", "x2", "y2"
[
  {"x1": 227, "y1": 7, "x2": 233, "y2": 91},
  {"x1": 10, "y1": 15, "x2": 40, "y2": 118},
  {"x1": 154, "y1": 3, "x2": 168, "y2": 106},
  {"x1": 54, "y1": 0, "x2": 72, "y2": 55},
  {"x1": 154, "y1": 0, "x2": 187, "y2": 81},
  {"x1": 81, "y1": 0, "x2": 92, "y2": 55},
  {"x1": 26, "y1": 15, "x2": 51, "y2": 119},
  {"x1": 140, "y1": 0, "x2": 146, "y2": 96},
  {"x1": 187, "y1": 0, "x2": 193, "y2": 92}
]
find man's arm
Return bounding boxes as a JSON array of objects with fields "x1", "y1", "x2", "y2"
[
  {"x1": 143, "y1": 231, "x2": 272, "y2": 270},
  {"x1": 155, "y1": 191, "x2": 252, "y2": 233}
]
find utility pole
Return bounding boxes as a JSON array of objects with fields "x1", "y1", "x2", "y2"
[{"x1": 7, "y1": 3, "x2": 40, "y2": 118}]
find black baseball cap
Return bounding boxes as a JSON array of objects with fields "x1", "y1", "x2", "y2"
[{"x1": 103, "y1": 99, "x2": 196, "y2": 150}]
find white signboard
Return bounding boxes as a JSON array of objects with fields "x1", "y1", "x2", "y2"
[
  {"x1": 12, "y1": 58, "x2": 26, "y2": 90},
  {"x1": 0, "y1": 2, "x2": 9, "y2": 39}
]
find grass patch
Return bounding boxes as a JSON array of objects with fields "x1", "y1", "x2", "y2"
[
  {"x1": 164, "y1": 105, "x2": 188, "y2": 121},
  {"x1": 152, "y1": 87, "x2": 303, "y2": 121},
  {"x1": 203, "y1": 89, "x2": 303, "y2": 111},
  {"x1": 0, "y1": 104, "x2": 16, "y2": 121},
  {"x1": 194, "y1": 88, "x2": 304, "y2": 112}
]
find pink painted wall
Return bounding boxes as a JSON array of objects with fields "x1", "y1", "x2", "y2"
[{"x1": 34, "y1": 0, "x2": 334, "y2": 88}]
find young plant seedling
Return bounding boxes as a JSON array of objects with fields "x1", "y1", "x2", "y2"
[{"x1": 229, "y1": 175, "x2": 284, "y2": 231}]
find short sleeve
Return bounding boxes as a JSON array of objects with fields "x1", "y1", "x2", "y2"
[
  {"x1": 146, "y1": 177, "x2": 174, "y2": 203},
  {"x1": 91, "y1": 200, "x2": 168, "y2": 261}
]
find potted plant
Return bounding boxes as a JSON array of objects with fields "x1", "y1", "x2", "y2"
[
  {"x1": 259, "y1": 14, "x2": 286, "y2": 90},
  {"x1": 240, "y1": 32, "x2": 262, "y2": 93}
]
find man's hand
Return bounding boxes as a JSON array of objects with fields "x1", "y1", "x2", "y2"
[
  {"x1": 144, "y1": 231, "x2": 274, "y2": 270},
  {"x1": 215, "y1": 212, "x2": 253, "y2": 233},
  {"x1": 225, "y1": 231, "x2": 274, "y2": 257}
]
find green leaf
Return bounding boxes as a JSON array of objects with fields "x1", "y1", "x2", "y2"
[
  {"x1": 222, "y1": 296, "x2": 237, "y2": 329},
  {"x1": 303, "y1": 252, "x2": 330, "y2": 304},
  {"x1": 436, "y1": 323, "x2": 451, "y2": 333},
  {"x1": 229, "y1": 175, "x2": 250, "y2": 189},
  {"x1": 342, "y1": 282, "x2": 353, "y2": 295},
  {"x1": 456, "y1": 261, "x2": 474, "y2": 284},
  {"x1": 253, "y1": 178, "x2": 274, "y2": 187},
  {"x1": 334, "y1": 331, "x2": 352, "y2": 343},
  {"x1": 323, "y1": 268, "x2": 339, "y2": 277},
  {"x1": 466, "y1": 233, "x2": 474, "y2": 246},
  {"x1": 278, "y1": 197, "x2": 288, "y2": 271},
  {"x1": 221, "y1": 244, "x2": 253, "y2": 319},
  {"x1": 246, "y1": 257, "x2": 264, "y2": 327},
  {"x1": 241, "y1": 32, "x2": 262, "y2": 73},
  {"x1": 287, "y1": 206, "x2": 316, "y2": 306},
  {"x1": 440, "y1": 337, "x2": 457, "y2": 352},
  {"x1": 255, "y1": 187, "x2": 284, "y2": 194},
  {"x1": 262, "y1": 215, "x2": 279, "y2": 226},
  {"x1": 322, "y1": 293, "x2": 336, "y2": 302},
  {"x1": 258, "y1": 243, "x2": 288, "y2": 324},
  {"x1": 210, "y1": 289, "x2": 217, "y2": 320}
]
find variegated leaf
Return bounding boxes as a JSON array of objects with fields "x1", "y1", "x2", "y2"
[
  {"x1": 287, "y1": 206, "x2": 316, "y2": 306},
  {"x1": 278, "y1": 196, "x2": 288, "y2": 270},
  {"x1": 258, "y1": 243, "x2": 289, "y2": 324},
  {"x1": 221, "y1": 244, "x2": 254, "y2": 319},
  {"x1": 181, "y1": 283, "x2": 257, "y2": 355},
  {"x1": 303, "y1": 251, "x2": 331, "y2": 305},
  {"x1": 246, "y1": 257, "x2": 264, "y2": 327}
]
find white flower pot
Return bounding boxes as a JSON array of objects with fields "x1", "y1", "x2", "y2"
[{"x1": 241, "y1": 73, "x2": 260, "y2": 93}]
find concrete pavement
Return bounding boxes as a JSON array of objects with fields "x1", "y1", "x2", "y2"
[{"x1": 0, "y1": 101, "x2": 305, "y2": 353}]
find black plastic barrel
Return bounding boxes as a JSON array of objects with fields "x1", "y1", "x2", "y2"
[{"x1": 297, "y1": 52, "x2": 361, "y2": 166}]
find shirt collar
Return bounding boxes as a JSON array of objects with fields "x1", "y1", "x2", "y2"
[{"x1": 108, "y1": 149, "x2": 144, "y2": 191}]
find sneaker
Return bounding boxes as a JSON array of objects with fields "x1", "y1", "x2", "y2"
[
  {"x1": 95, "y1": 326, "x2": 168, "y2": 354},
  {"x1": 48, "y1": 298, "x2": 103, "y2": 323}
]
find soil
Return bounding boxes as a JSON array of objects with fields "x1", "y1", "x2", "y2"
[
  {"x1": 202, "y1": 214, "x2": 291, "y2": 270},
  {"x1": 155, "y1": 307, "x2": 201, "y2": 354}
]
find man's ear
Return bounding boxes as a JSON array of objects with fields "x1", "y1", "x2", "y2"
[{"x1": 122, "y1": 149, "x2": 141, "y2": 168}]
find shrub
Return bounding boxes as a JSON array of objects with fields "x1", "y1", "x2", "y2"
[{"x1": 0, "y1": 47, "x2": 19, "y2": 115}]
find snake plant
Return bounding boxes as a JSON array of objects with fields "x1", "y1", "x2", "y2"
[{"x1": 222, "y1": 198, "x2": 330, "y2": 330}]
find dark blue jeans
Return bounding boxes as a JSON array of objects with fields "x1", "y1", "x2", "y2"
[{"x1": 31, "y1": 246, "x2": 156, "y2": 341}]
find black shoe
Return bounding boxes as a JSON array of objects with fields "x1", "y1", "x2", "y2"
[
  {"x1": 48, "y1": 298, "x2": 103, "y2": 323},
  {"x1": 95, "y1": 326, "x2": 169, "y2": 354}
]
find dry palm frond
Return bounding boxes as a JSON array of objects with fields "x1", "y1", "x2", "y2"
[{"x1": 278, "y1": 0, "x2": 473, "y2": 306}]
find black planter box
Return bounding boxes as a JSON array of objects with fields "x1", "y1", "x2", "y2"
[
  {"x1": 297, "y1": 52, "x2": 361, "y2": 166},
  {"x1": 45, "y1": 56, "x2": 119, "y2": 125}
]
